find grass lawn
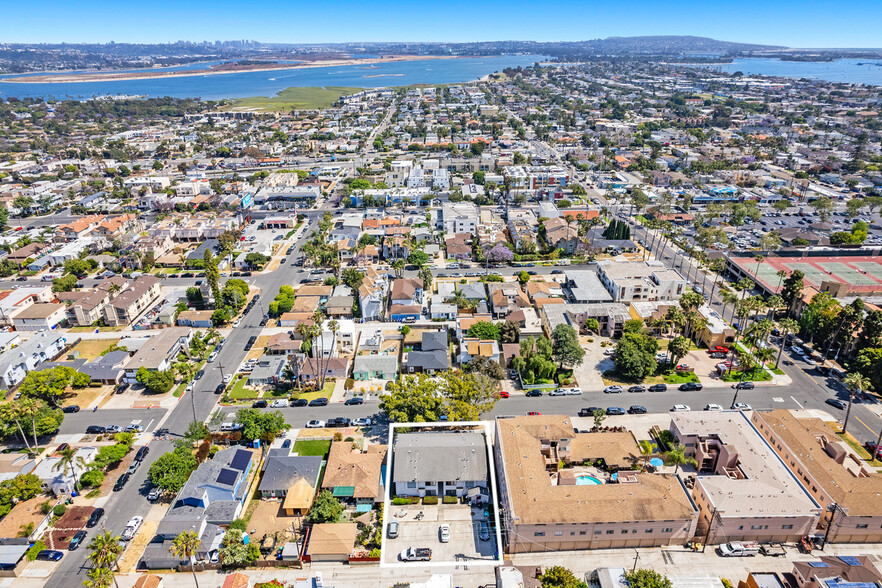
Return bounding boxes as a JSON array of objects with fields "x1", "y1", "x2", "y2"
[
  {"x1": 173, "y1": 383, "x2": 186, "y2": 398},
  {"x1": 69, "y1": 326, "x2": 125, "y2": 333},
  {"x1": 663, "y1": 371, "x2": 700, "y2": 384},
  {"x1": 69, "y1": 339, "x2": 121, "y2": 361},
  {"x1": 601, "y1": 369, "x2": 665, "y2": 387},
  {"x1": 657, "y1": 339, "x2": 699, "y2": 352},
  {"x1": 292, "y1": 439, "x2": 332, "y2": 457},
  {"x1": 294, "y1": 381, "x2": 335, "y2": 402},
  {"x1": 829, "y1": 423, "x2": 882, "y2": 467},
  {"x1": 227, "y1": 377, "x2": 259, "y2": 400},
  {"x1": 721, "y1": 369, "x2": 773, "y2": 382},
  {"x1": 768, "y1": 364, "x2": 786, "y2": 375},
  {"x1": 226, "y1": 86, "x2": 363, "y2": 112},
  {"x1": 263, "y1": 388, "x2": 290, "y2": 399}
]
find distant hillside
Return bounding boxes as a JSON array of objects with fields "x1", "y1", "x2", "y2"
[{"x1": 572, "y1": 35, "x2": 786, "y2": 54}]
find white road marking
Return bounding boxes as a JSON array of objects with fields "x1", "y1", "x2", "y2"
[
  {"x1": 791, "y1": 396, "x2": 804, "y2": 409},
  {"x1": 773, "y1": 397, "x2": 784, "y2": 403}
]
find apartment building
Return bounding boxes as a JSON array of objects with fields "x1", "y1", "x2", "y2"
[
  {"x1": 10, "y1": 303, "x2": 67, "y2": 331},
  {"x1": 0, "y1": 330, "x2": 69, "y2": 388},
  {"x1": 494, "y1": 415, "x2": 698, "y2": 553},
  {"x1": 103, "y1": 275, "x2": 161, "y2": 327},
  {"x1": 753, "y1": 410, "x2": 882, "y2": 543},
  {"x1": 392, "y1": 431, "x2": 489, "y2": 499},
  {"x1": 671, "y1": 411, "x2": 822, "y2": 544},
  {"x1": 597, "y1": 260, "x2": 686, "y2": 302},
  {"x1": 440, "y1": 201, "x2": 479, "y2": 234},
  {"x1": 122, "y1": 327, "x2": 192, "y2": 382}
]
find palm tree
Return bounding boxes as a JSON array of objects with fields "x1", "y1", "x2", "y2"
[
  {"x1": 326, "y1": 320, "x2": 340, "y2": 391},
  {"x1": 87, "y1": 532, "x2": 124, "y2": 588},
  {"x1": 664, "y1": 444, "x2": 697, "y2": 474},
  {"x1": 842, "y1": 374, "x2": 872, "y2": 435},
  {"x1": 19, "y1": 399, "x2": 42, "y2": 452},
  {"x1": 721, "y1": 290, "x2": 739, "y2": 323},
  {"x1": 171, "y1": 530, "x2": 202, "y2": 588},
  {"x1": 84, "y1": 567, "x2": 115, "y2": 588},
  {"x1": 52, "y1": 447, "x2": 87, "y2": 493},
  {"x1": 638, "y1": 439, "x2": 653, "y2": 470},
  {"x1": 391, "y1": 259, "x2": 405, "y2": 278},
  {"x1": 754, "y1": 347, "x2": 776, "y2": 375},
  {"x1": 774, "y1": 318, "x2": 799, "y2": 369},
  {"x1": 0, "y1": 403, "x2": 31, "y2": 452}
]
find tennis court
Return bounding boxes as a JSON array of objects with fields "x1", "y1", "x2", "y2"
[
  {"x1": 853, "y1": 262, "x2": 882, "y2": 282},
  {"x1": 818, "y1": 262, "x2": 879, "y2": 286},
  {"x1": 785, "y1": 262, "x2": 832, "y2": 288},
  {"x1": 732, "y1": 255, "x2": 882, "y2": 295}
]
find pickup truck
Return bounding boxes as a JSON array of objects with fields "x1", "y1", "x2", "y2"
[
  {"x1": 399, "y1": 547, "x2": 432, "y2": 562},
  {"x1": 759, "y1": 543, "x2": 787, "y2": 557},
  {"x1": 718, "y1": 541, "x2": 760, "y2": 557},
  {"x1": 121, "y1": 516, "x2": 143, "y2": 541}
]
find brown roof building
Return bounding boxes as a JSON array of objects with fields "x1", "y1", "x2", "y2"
[{"x1": 321, "y1": 442, "x2": 387, "y2": 502}]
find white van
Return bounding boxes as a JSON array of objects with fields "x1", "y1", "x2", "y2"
[{"x1": 219, "y1": 422, "x2": 243, "y2": 432}]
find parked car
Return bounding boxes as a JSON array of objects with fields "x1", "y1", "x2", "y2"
[
  {"x1": 549, "y1": 388, "x2": 567, "y2": 396},
  {"x1": 125, "y1": 424, "x2": 144, "y2": 433},
  {"x1": 68, "y1": 530, "x2": 87, "y2": 551},
  {"x1": 309, "y1": 398, "x2": 329, "y2": 407},
  {"x1": 289, "y1": 398, "x2": 308, "y2": 407},
  {"x1": 114, "y1": 473, "x2": 130, "y2": 492},
  {"x1": 62, "y1": 405, "x2": 80, "y2": 413},
  {"x1": 353, "y1": 418, "x2": 373, "y2": 427},
  {"x1": 497, "y1": 391, "x2": 510, "y2": 399},
  {"x1": 864, "y1": 441, "x2": 882, "y2": 459},
  {"x1": 479, "y1": 521, "x2": 490, "y2": 541},
  {"x1": 306, "y1": 420, "x2": 326, "y2": 428},
  {"x1": 105, "y1": 425, "x2": 122, "y2": 434},
  {"x1": 731, "y1": 403, "x2": 753, "y2": 411},
  {"x1": 86, "y1": 426, "x2": 106, "y2": 434},
  {"x1": 628, "y1": 385, "x2": 646, "y2": 393},
  {"x1": 270, "y1": 399, "x2": 287, "y2": 408},
  {"x1": 252, "y1": 400, "x2": 267, "y2": 409},
  {"x1": 648, "y1": 384, "x2": 667, "y2": 392},
  {"x1": 679, "y1": 383, "x2": 703, "y2": 391},
  {"x1": 121, "y1": 516, "x2": 143, "y2": 541},
  {"x1": 825, "y1": 398, "x2": 847, "y2": 410},
  {"x1": 604, "y1": 385, "x2": 623, "y2": 394},
  {"x1": 215, "y1": 384, "x2": 226, "y2": 394},
  {"x1": 566, "y1": 388, "x2": 582, "y2": 395},
  {"x1": 671, "y1": 404, "x2": 692, "y2": 412},
  {"x1": 526, "y1": 411, "x2": 542, "y2": 416},
  {"x1": 439, "y1": 524, "x2": 451, "y2": 543},
  {"x1": 733, "y1": 381, "x2": 755, "y2": 390},
  {"x1": 86, "y1": 508, "x2": 105, "y2": 528},
  {"x1": 525, "y1": 390, "x2": 542, "y2": 397},
  {"x1": 344, "y1": 397, "x2": 364, "y2": 405},
  {"x1": 147, "y1": 488, "x2": 161, "y2": 501},
  {"x1": 704, "y1": 404, "x2": 724, "y2": 411},
  {"x1": 628, "y1": 405, "x2": 647, "y2": 414},
  {"x1": 35, "y1": 550, "x2": 64, "y2": 562},
  {"x1": 605, "y1": 407, "x2": 625, "y2": 415},
  {"x1": 387, "y1": 520, "x2": 399, "y2": 539}
]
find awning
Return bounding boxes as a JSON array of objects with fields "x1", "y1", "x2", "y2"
[
  {"x1": 356, "y1": 503, "x2": 372, "y2": 513},
  {"x1": 332, "y1": 486, "x2": 355, "y2": 497}
]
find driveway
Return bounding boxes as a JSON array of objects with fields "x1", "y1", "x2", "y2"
[
  {"x1": 573, "y1": 337, "x2": 609, "y2": 392},
  {"x1": 384, "y1": 503, "x2": 498, "y2": 564}
]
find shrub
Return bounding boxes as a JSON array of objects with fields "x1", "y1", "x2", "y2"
[
  {"x1": 333, "y1": 432, "x2": 343, "y2": 441},
  {"x1": 344, "y1": 437, "x2": 354, "y2": 442},
  {"x1": 368, "y1": 547, "x2": 381, "y2": 558},
  {"x1": 422, "y1": 496, "x2": 439, "y2": 505},
  {"x1": 80, "y1": 470, "x2": 105, "y2": 488},
  {"x1": 228, "y1": 519, "x2": 247, "y2": 532},
  {"x1": 39, "y1": 500, "x2": 53, "y2": 515},
  {"x1": 53, "y1": 504, "x2": 66, "y2": 517},
  {"x1": 392, "y1": 497, "x2": 419, "y2": 505},
  {"x1": 344, "y1": 378, "x2": 355, "y2": 390},
  {"x1": 442, "y1": 495, "x2": 457, "y2": 504},
  {"x1": 26, "y1": 540, "x2": 45, "y2": 561}
]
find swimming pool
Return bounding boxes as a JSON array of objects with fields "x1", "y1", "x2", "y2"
[{"x1": 575, "y1": 474, "x2": 602, "y2": 485}]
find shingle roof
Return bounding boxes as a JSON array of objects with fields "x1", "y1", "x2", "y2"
[{"x1": 393, "y1": 432, "x2": 487, "y2": 484}]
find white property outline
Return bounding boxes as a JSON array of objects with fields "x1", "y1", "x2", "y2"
[{"x1": 380, "y1": 420, "x2": 504, "y2": 568}]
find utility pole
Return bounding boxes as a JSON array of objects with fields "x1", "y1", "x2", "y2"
[{"x1": 701, "y1": 507, "x2": 718, "y2": 553}]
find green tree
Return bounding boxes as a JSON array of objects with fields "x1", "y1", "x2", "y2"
[
  {"x1": 136, "y1": 367, "x2": 175, "y2": 394},
  {"x1": 551, "y1": 324, "x2": 585, "y2": 368},
  {"x1": 407, "y1": 250, "x2": 429, "y2": 268},
  {"x1": 593, "y1": 409, "x2": 606, "y2": 428},
  {"x1": 219, "y1": 528, "x2": 260, "y2": 567},
  {"x1": 380, "y1": 374, "x2": 444, "y2": 422},
  {"x1": 234, "y1": 408, "x2": 289, "y2": 443},
  {"x1": 467, "y1": 320, "x2": 501, "y2": 341},
  {"x1": 18, "y1": 366, "x2": 75, "y2": 407},
  {"x1": 664, "y1": 443, "x2": 697, "y2": 474},
  {"x1": 306, "y1": 490, "x2": 344, "y2": 524},
  {"x1": 87, "y1": 531, "x2": 123, "y2": 588},
  {"x1": 500, "y1": 321, "x2": 520, "y2": 344},
  {"x1": 84, "y1": 566, "x2": 116, "y2": 588},
  {"x1": 171, "y1": 530, "x2": 202, "y2": 588},
  {"x1": 624, "y1": 569, "x2": 673, "y2": 588},
  {"x1": 52, "y1": 447, "x2": 87, "y2": 492},
  {"x1": 667, "y1": 335, "x2": 691, "y2": 368},
  {"x1": 148, "y1": 446, "x2": 197, "y2": 494},
  {"x1": 517, "y1": 270, "x2": 530, "y2": 286},
  {"x1": 203, "y1": 249, "x2": 221, "y2": 305},
  {"x1": 809, "y1": 196, "x2": 834, "y2": 222},
  {"x1": 614, "y1": 331, "x2": 659, "y2": 382},
  {"x1": 52, "y1": 274, "x2": 79, "y2": 293},
  {"x1": 583, "y1": 318, "x2": 600, "y2": 334},
  {"x1": 780, "y1": 270, "x2": 804, "y2": 318},
  {"x1": 538, "y1": 565, "x2": 588, "y2": 588}
]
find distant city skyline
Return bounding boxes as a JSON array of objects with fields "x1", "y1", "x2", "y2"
[{"x1": 3, "y1": 0, "x2": 881, "y2": 48}]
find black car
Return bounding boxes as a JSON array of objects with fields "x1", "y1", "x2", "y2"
[
  {"x1": 648, "y1": 384, "x2": 667, "y2": 392},
  {"x1": 252, "y1": 400, "x2": 268, "y2": 409},
  {"x1": 86, "y1": 425, "x2": 106, "y2": 434},
  {"x1": 86, "y1": 508, "x2": 104, "y2": 528},
  {"x1": 194, "y1": 369, "x2": 204, "y2": 380},
  {"x1": 68, "y1": 530, "x2": 87, "y2": 551},
  {"x1": 113, "y1": 473, "x2": 130, "y2": 492},
  {"x1": 289, "y1": 398, "x2": 308, "y2": 407},
  {"x1": 309, "y1": 397, "x2": 329, "y2": 407},
  {"x1": 679, "y1": 382, "x2": 703, "y2": 391},
  {"x1": 35, "y1": 550, "x2": 64, "y2": 562},
  {"x1": 825, "y1": 398, "x2": 847, "y2": 410},
  {"x1": 344, "y1": 397, "x2": 364, "y2": 405},
  {"x1": 525, "y1": 389, "x2": 542, "y2": 397},
  {"x1": 578, "y1": 407, "x2": 602, "y2": 417},
  {"x1": 328, "y1": 417, "x2": 352, "y2": 427},
  {"x1": 62, "y1": 405, "x2": 80, "y2": 413},
  {"x1": 733, "y1": 381, "x2": 755, "y2": 390},
  {"x1": 551, "y1": 270, "x2": 564, "y2": 274},
  {"x1": 606, "y1": 407, "x2": 626, "y2": 416},
  {"x1": 628, "y1": 405, "x2": 648, "y2": 414},
  {"x1": 628, "y1": 385, "x2": 646, "y2": 393},
  {"x1": 135, "y1": 446, "x2": 150, "y2": 462},
  {"x1": 215, "y1": 384, "x2": 226, "y2": 395}
]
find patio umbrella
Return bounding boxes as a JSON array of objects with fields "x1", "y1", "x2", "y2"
[
  {"x1": 354, "y1": 511, "x2": 372, "y2": 525},
  {"x1": 649, "y1": 457, "x2": 664, "y2": 467}
]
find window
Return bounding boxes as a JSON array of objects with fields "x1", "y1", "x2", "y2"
[
  {"x1": 621, "y1": 530, "x2": 628, "y2": 534},
  {"x1": 857, "y1": 524, "x2": 869, "y2": 529},
  {"x1": 661, "y1": 528, "x2": 673, "y2": 533},
  {"x1": 782, "y1": 525, "x2": 794, "y2": 530},
  {"x1": 645, "y1": 529, "x2": 654, "y2": 533},
  {"x1": 594, "y1": 531, "x2": 602, "y2": 535},
  {"x1": 751, "y1": 525, "x2": 763, "y2": 530},
  {"x1": 737, "y1": 526, "x2": 744, "y2": 530},
  {"x1": 407, "y1": 481, "x2": 416, "y2": 488},
  {"x1": 606, "y1": 530, "x2": 615, "y2": 535},
  {"x1": 579, "y1": 531, "x2": 587, "y2": 535},
  {"x1": 534, "y1": 532, "x2": 545, "y2": 537},
  {"x1": 554, "y1": 531, "x2": 563, "y2": 536}
]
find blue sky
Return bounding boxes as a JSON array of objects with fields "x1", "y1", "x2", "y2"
[{"x1": 4, "y1": 0, "x2": 881, "y2": 48}]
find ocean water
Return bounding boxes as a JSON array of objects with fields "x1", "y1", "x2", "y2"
[
  {"x1": 696, "y1": 58, "x2": 882, "y2": 86},
  {"x1": 0, "y1": 55, "x2": 547, "y2": 101}
]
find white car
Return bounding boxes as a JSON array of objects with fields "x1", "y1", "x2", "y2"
[
  {"x1": 270, "y1": 399, "x2": 287, "y2": 408},
  {"x1": 566, "y1": 388, "x2": 582, "y2": 395},
  {"x1": 125, "y1": 424, "x2": 144, "y2": 433},
  {"x1": 704, "y1": 403, "x2": 724, "y2": 411},
  {"x1": 185, "y1": 382, "x2": 194, "y2": 393},
  {"x1": 232, "y1": 319, "x2": 241, "y2": 328},
  {"x1": 803, "y1": 358, "x2": 817, "y2": 366},
  {"x1": 207, "y1": 352, "x2": 218, "y2": 363},
  {"x1": 549, "y1": 388, "x2": 567, "y2": 396},
  {"x1": 731, "y1": 402, "x2": 753, "y2": 411},
  {"x1": 223, "y1": 374, "x2": 233, "y2": 384},
  {"x1": 439, "y1": 524, "x2": 450, "y2": 543},
  {"x1": 121, "y1": 516, "x2": 143, "y2": 541},
  {"x1": 353, "y1": 417, "x2": 372, "y2": 427},
  {"x1": 306, "y1": 420, "x2": 326, "y2": 429},
  {"x1": 671, "y1": 404, "x2": 691, "y2": 412},
  {"x1": 791, "y1": 346, "x2": 805, "y2": 355},
  {"x1": 105, "y1": 425, "x2": 122, "y2": 434}
]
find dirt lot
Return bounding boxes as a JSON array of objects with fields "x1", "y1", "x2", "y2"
[
  {"x1": 0, "y1": 496, "x2": 48, "y2": 538},
  {"x1": 244, "y1": 335, "x2": 272, "y2": 361},
  {"x1": 62, "y1": 384, "x2": 112, "y2": 410},
  {"x1": 69, "y1": 339, "x2": 121, "y2": 361},
  {"x1": 248, "y1": 500, "x2": 298, "y2": 558},
  {"x1": 117, "y1": 519, "x2": 157, "y2": 573},
  {"x1": 94, "y1": 450, "x2": 138, "y2": 497}
]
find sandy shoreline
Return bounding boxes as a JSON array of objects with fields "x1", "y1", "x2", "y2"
[{"x1": 1, "y1": 55, "x2": 466, "y2": 84}]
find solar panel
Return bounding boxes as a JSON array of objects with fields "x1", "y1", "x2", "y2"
[
  {"x1": 216, "y1": 468, "x2": 238, "y2": 486},
  {"x1": 230, "y1": 449, "x2": 250, "y2": 472},
  {"x1": 838, "y1": 556, "x2": 862, "y2": 567},
  {"x1": 808, "y1": 562, "x2": 830, "y2": 568}
]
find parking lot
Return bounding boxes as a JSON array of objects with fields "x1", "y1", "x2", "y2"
[{"x1": 383, "y1": 503, "x2": 499, "y2": 564}]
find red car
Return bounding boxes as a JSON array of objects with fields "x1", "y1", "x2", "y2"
[
  {"x1": 498, "y1": 391, "x2": 510, "y2": 399},
  {"x1": 526, "y1": 411, "x2": 542, "y2": 416},
  {"x1": 710, "y1": 346, "x2": 730, "y2": 354}
]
